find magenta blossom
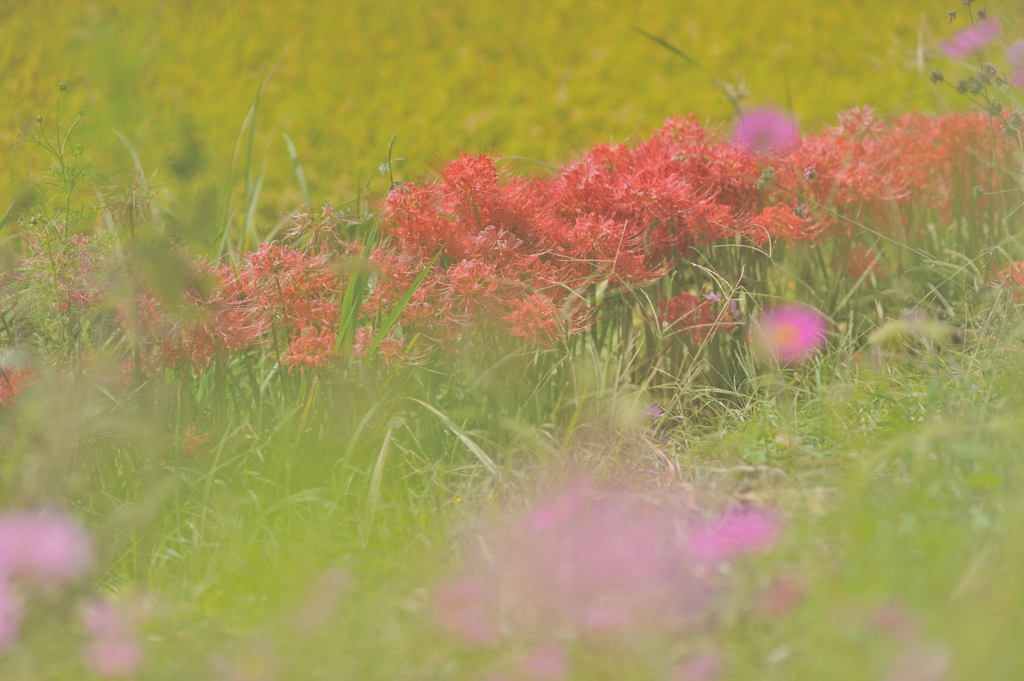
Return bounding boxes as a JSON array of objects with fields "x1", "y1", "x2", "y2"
[
  {"x1": 752, "y1": 305, "x2": 829, "y2": 364},
  {"x1": 942, "y1": 18, "x2": 1001, "y2": 58},
  {"x1": 1009, "y1": 41, "x2": 1024, "y2": 88},
  {"x1": 689, "y1": 508, "x2": 782, "y2": 564},
  {"x1": 734, "y1": 107, "x2": 800, "y2": 154},
  {"x1": 0, "y1": 510, "x2": 94, "y2": 586}
]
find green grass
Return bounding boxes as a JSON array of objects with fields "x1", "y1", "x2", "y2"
[
  {"x1": 4, "y1": 1, "x2": 1024, "y2": 679},
  {"x1": 8, "y1": 300, "x2": 1024, "y2": 679}
]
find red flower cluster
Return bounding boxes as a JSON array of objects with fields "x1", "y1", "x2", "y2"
[
  {"x1": 772, "y1": 107, "x2": 1015, "y2": 238},
  {"x1": 1000, "y1": 260, "x2": 1024, "y2": 301},
  {"x1": 5, "y1": 108, "x2": 1018, "y2": 387},
  {"x1": 0, "y1": 367, "x2": 32, "y2": 408},
  {"x1": 658, "y1": 292, "x2": 736, "y2": 344},
  {"x1": 380, "y1": 109, "x2": 1017, "y2": 348},
  {"x1": 158, "y1": 243, "x2": 342, "y2": 373}
]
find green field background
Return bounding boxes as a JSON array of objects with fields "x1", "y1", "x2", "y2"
[{"x1": 2, "y1": 0, "x2": 1020, "y2": 225}]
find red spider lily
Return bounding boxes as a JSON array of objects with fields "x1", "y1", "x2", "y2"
[
  {"x1": 845, "y1": 246, "x2": 885, "y2": 279},
  {"x1": 659, "y1": 292, "x2": 735, "y2": 344},
  {"x1": 0, "y1": 367, "x2": 32, "y2": 408},
  {"x1": 10, "y1": 109, "x2": 1015, "y2": 375}
]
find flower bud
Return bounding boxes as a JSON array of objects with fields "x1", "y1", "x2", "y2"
[
  {"x1": 948, "y1": 10, "x2": 957, "y2": 22},
  {"x1": 973, "y1": 185, "x2": 985, "y2": 198},
  {"x1": 930, "y1": 69, "x2": 945, "y2": 84},
  {"x1": 35, "y1": 115, "x2": 43, "y2": 123},
  {"x1": 58, "y1": 82, "x2": 66, "y2": 91}
]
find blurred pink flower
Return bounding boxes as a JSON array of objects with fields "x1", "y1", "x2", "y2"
[
  {"x1": 0, "y1": 579, "x2": 22, "y2": 650},
  {"x1": 674, "y1": 651, "x2": 723, "y2": 681},
  {"x1": 520, "y1": 643, "x2": 569, "y2": 680},
  {"x1": 82, "y1": 638, "x2": 142, "y2": 678},
  {"x1": 448, "y1": 488, "x2": 715, "y2": 639},
  {"x1": 689, "y1": 508, "x2": 781, "y2": 564},
  {"x1": 80, "y1": 597, "x2": 144, "y2": 678},
  {"x1": 433, "y1": 577, "x2": 499, "y2": 643},
  {"x1": 295, "y1": 566, "x2": 350, "y2": 632},
  {"x1": 0, "y1": 510, "x2": 94, "y2": 586},
  {"x1": 885, "y1": 643, "x2": 950, "y2": 681},
  {"x1": 734, "y1": 107, "x2": 800, "y2": 154},
  {"x1": 752, "y1": 305, "x2": 828, "y2": 364},
  {"x1": 942, "y1": 19, "x2": 1001, "y2": 58},
  {"x1": 528, "y1": 481, "x2": 590, "y2": 532},
  {"x1": 1009, "y1": 40, "x2": 1024, "y2": 87},
  {"x1": 759, "y1": 575, "x2": 804, "y2": 616},
  {"x1": 871, "y1": 602, "x2": 920, "y2": 641}
]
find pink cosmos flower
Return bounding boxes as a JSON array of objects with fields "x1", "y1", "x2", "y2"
[
  {"x1": 752, "y1": 305, "x2": 828, "y2": 364},
  {"x1": 759, "y1": 575, "x2": 804, "y2": 616},
  {"x1": 942, "y1": 19, "x2": 1001, "y2": 58},
  {"x1": 689, "y1": 508, "x2": 782, "y2": 564},
  {"x1": 0, "y1": 510, "x2": 94, "y2": 586},
  {"x1": 295, "y1": 566, "x2": 350, "y2": 632},
  {"x1": 884, "y1": 643, "x2": 950, "y2": 681},
  {"x1": 433, "y1": 577, "x2": 499, "y2": 643},
  {"x1": 519, "y1": 643, "x2": 569, "y2": 680},
  {"x1": 1009, "y1": 41, "x2": 1024, "y2": 88},
  {"x1": 674, "y1": 651, "x2": 723, "y2": 681},
  {"x1": 734, "y1": 107, "x2": 800, "y2": 154},
  {"x1": 80, "y1": 596, "x2": 145, "y2": 678},
  {"x1": 0, "y1": 579, "x2": 22, "y2": 650},
  {"x1": 83, "y1": 638, "x2": 142, "y2": 677},
  {"x1": 528, "y1": 481, "x2": 590, "y2": 532}
]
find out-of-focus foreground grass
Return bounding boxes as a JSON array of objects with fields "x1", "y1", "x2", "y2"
[{"x1": 2, "y1": 0, "x2": 1010, "y2": 218}]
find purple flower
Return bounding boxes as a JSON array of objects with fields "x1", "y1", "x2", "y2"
[
  {"x1": 942, "y1": 18, "x2": 1001, "y2": 58},
  {"x1": 752, "y1": 305, "x2": 829, "y2": 364},
  {"x1": 689, "y1": 508, "x2": 782, "y2": 563},
  {"x1": 0, "y1": 510, "x2": 94, "y2": 587},
  {"x1": 643, "y1": 404, "x2": 664, "y2": 421},
  {"x1": 1009, "y1": 40, "x2": 1024, "y2": 87},
  {"x1": 734, "y1": 107, "x2": 800, "y2": 154}
]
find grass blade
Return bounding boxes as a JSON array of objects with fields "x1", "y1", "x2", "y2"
[
  {"x1": 368, "y1": 250, "x2": 439, "y2": 355},
  {"x1": 366, "y1": 427, "x2": 392, "y2": 527},
  {"x1": 283, "y1": 133, "x2": 312, "y2": 209},
  {"x1": 409, "y1": 398, "x2": 499, "y2": 477}
]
